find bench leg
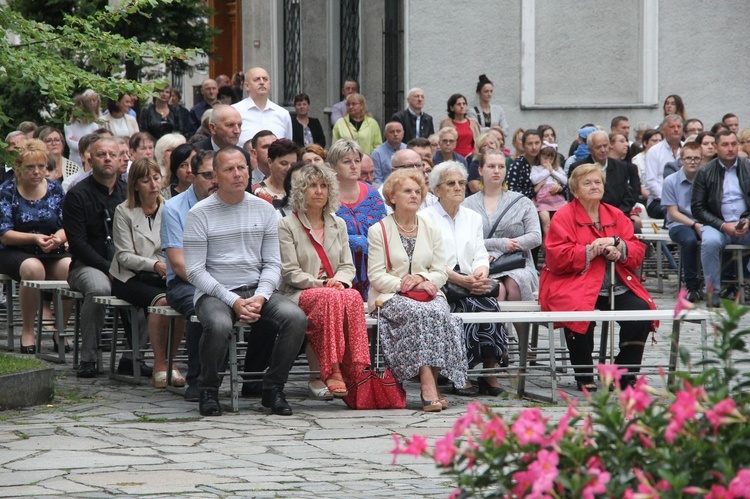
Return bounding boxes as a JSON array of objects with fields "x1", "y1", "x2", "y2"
[
  {"x1": 547, "y1": 322, "x2": 557, "y2": 403},
  {"x1": 667, "y1": 320, "x2": 680, "y2": 387},
  {"x1": 516, "y1": 325, "x2": 529, "y2": 398},
  {"x1": 230, "y1": 326, "x2": 239, "y2": 412},
  {"x1": 5, "y1": 281, "x2": 15, "y2": 352}
]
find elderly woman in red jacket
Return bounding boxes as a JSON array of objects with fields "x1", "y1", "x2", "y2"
[{"x1": 539, "y1": 163, "x2": 656, "y2": 392}]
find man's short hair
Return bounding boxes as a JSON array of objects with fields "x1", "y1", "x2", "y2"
[
  {"x1": 685, "y1": 118, "x2": 703, "y2": 130},
  {"x1": 680, "y1": 142, "x2": 702, "y2": 157},
  {"x1": 722, "y1": 113, "x2": 738, "y2": 123},
  {"x1": 191, "y1": 149, "x2": 214, "y2": 175},
  {"x1": 342, "y1": 79, "x2": 359, "y2": 91},
  {"x1": 5, "y1": 130, "x2": 25, "y2": 142},
  {"x1": 407, "y1": 137, "x2": 431, "y2": 149},
  {"x1": 641, "y1": 129, "x2": 663, "y2": 145},
  {"x1": 587, "y1": 130, "x2": 609, "y2": 147},
  {"x1": 251, "y1": 130, "x2": 275, "y2": 149},
  {"x1": 610, "y1": 116, "x2": 629, "y2": 129},
  {"x1": 267, "y1": 138, "x2": 300, "y2": 162},
  {"x1": 661, "y1": 114, "x2": 684, "y2": 129},
  {"x1": 406, "y1": 87, "x2": 423, "y2": 99},
  {"x1": 715, "y1": 129, "x2": 736, "y2": 143},
  {"x1": 384, "y1": 121, "x2": 403, "y2": 133},
  {"x1": 214, "y1": 146, "x2": 245, "y2": 170},
  {"x1": 80, "y1": 133, "x2": 103, "y2": 157},
  {"x1": 129, "y1": 132, "x2": 155, "y2": 151}
]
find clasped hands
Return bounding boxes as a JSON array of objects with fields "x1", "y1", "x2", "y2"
[
  {"x1": 232, "y1": 295, "x2": 266, "y2": 323},
  {"x1": 462, "y1": 272, "x2": 494, "y2": 295},
  {"x1": 35, "y1": 234, "x2": 63, "y2": 253},
  {"x1": 591, "y1": 237, "x2": 621, "y2": 261},
  {"x1": 400, "y1": 273, "x2": 438, "y2": 297}
]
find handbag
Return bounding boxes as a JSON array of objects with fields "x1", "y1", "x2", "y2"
[
  {"x1": 343, "y1": 368, "x2": 407, "y2": 410},
  {"x1": 486, "y1": 195, "x2": 527, "y2": 275},
  {"x1": 442, "y1": 265, "x2": 499, "y2": 303},
  {"x1": 379, "y1": 220, "x2": 435, "y2": 303}
]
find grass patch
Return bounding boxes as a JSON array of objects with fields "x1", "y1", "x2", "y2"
[{"x1": 0, "y1": 353, "x2": 46, "y2": 376}]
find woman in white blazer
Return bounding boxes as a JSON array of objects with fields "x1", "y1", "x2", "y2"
[
  {"x1": 278, "y1": 164, "x2": 370, "y2": 400},
  {"x1": 367, "y1": 168, "x2": 467, "y2": 412},
  {"x1": 100, "y1": 94, "x2": 140, "y2": 138},
  {"x1": 110, "y1": 158, "x2": 185, "y2": 389}
]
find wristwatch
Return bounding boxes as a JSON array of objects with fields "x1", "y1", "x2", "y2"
[{"x1": 612, "y1": 236, "x2": 621, "y2": 248}]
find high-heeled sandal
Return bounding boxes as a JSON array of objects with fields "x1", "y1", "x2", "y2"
[
  {"x1": 19, "y1": 343, "x2": 36, "y2": 355},
  {"x1": 577, "y1": 380, "x2": 598, "y2": 392},
  {"x1": 170, "y1": 369, "x2": 186, "y2": 387},
  {"x1": 437, "y1": 393, "x2": 449, "y2": 410},
  {"x1": 325, "y1": 371, "x2": 348, "y2": 397},
  {"x1": 52, "y1": 336, "x2": 71, "y2": 354},
  {"x1": 478, "y1": 377, "x2": 504, "y2": 396},
  {"x1": 421, "y1": 392, "x2": 442, "y2": 412}
]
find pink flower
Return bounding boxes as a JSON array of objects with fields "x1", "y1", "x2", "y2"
[
  {"x1": 512, "y1": 408, "x2": 548, "y2": 446},
  {"x1": 620, "y1": 378, "x2": 654, "y2": 419},
  {"x1": 405, "y1": 435, "x2": 428, "y2": 457},
  {"x1": 512, "y1": 469, "x2": 533, "y2": 497},
  {"x1": 528, "y1": 450, "x2": 559, "y2": 495},
  {"x1": 597, "y1": 363, "x2": 627, "y2": 387},
  {"x1": 434, "y1": 432, "x2": 457, "y2": 467},
  {"x1": 706, "y1": 398, "x2": 738, "y2": 434},
  {"x1": 582, "y1": 467, "x2": 611, "y2": 499},
  {"x1": 390, "y1": 434, "x2": 410, "y2": 464},
  {"x1": 729, "y1": 469, "x2": 750, "y2": 497},
  {"x1": 480, "y1": 415, "x2": 507, "y2": 446},
  {"x1": 452, "y1": 400, "x2": 485, "y2": 436},
  {"x1": 670, "y1": 389, "x2": 698, "y2": 425},
  {"x1": 448, "y1": 489, "x2": 462, "y2": 499},
  {"x1": 704, "y1": 484, "x2": 731, "y2": 499},
  {"x1": 674, "y1": 288, "x2": 694, "y2": 318}
]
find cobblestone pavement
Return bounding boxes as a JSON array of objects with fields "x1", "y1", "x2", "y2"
[{"x1": 0, "y1": 277, "x2": 737, "y2": 497}]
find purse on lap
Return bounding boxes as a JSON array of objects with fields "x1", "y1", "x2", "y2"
[
  {"x1": 486, "y1": 195, "x2": 527, "y2": 275},
  {"x1": 442, "y1": 265, "x2": 500, "y2": 303}
]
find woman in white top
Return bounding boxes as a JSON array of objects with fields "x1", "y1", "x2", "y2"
[
  {"x1": 421, "y1": 161, "x2": 506, "y2": 397},
  {"x1": 100, "y1": 94, "x2": 139, "y2": 139},
  {"x1": 64, "y1": 89, "x2": 101, "y2": 165}
]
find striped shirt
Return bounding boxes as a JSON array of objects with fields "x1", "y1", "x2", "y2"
[{"x1": 184, "y1": 192, "x2": 280, "y2": 307}]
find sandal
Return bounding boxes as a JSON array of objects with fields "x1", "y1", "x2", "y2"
[
  {"x1": 325, "y1": 371, "x2": 348, "y2": 398},
  {"x1": 576, "y1": 380, "x2": 598, "y2": 392},
  {"x1": 170, "y1": 369, "x2": 186, "y2": 388},
  {"x1": 421, "y1": 392, "x2": 442, "y2": 412},
  {"x1": 152, "y1": 371, "x2": 168, "y2": 388}
]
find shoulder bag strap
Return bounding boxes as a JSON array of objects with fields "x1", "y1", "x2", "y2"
[
  {"x1": 379, "y1": 220, "x2": 392, "y2": 270},
  {"x1": 294, "y1": 212, "x2": 335, "y2": 278},
  {"x1": 487, "y1": 195, "x2": 523, "y2": 237}
]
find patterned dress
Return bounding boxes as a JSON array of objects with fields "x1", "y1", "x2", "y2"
[
  {"x1": 462, "y1": 190, "x2": 542, "y2": 301},
  {"x1": 335, "y1": 182, "x2": 387, "y2": 300},
  {"x1": 377, "y1": 234, "x2": 468, "y2": 387}
]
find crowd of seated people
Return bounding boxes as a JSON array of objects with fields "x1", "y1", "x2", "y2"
[{"x1": 1, "y1": 76, "x2": 743, "y2": 417}]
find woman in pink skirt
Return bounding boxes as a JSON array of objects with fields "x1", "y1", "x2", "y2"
[{"x1": 278, "y1": 164, "x2": 370, "y2": 399}]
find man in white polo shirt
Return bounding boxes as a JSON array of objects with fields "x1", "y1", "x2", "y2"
[{"x1": 234, "y1": 67, "x2": 292, "y2": 146}]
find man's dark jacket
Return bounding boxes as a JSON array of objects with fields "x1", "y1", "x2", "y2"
[
  {"x1": 691, "y1": 157, "x2": 750, "y2": 231},
  {"x1": 390, "y1": 109, "x2": 435, "y2": 144}
]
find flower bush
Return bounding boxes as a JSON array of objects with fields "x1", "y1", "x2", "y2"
[{"x1": 392, "y1": 298, "x2": 750, "y2": 498}]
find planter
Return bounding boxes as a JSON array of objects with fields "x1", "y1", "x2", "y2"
[{"x1": 0, "y1": 367, "x2": 55, "y2": 410}]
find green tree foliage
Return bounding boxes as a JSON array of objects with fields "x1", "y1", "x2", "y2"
[{"x1": 0, "y1": 0, "x2": 208, "y2": 138}]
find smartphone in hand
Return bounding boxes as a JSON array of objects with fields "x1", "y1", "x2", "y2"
[{"x1": 736, "y1": 219, "x2": 748, "y2": 231}]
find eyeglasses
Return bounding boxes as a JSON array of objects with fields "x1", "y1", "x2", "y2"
[
  {"x1": 440, "y1": 180, "x2": 467, "y2": 188},
  {"x1": 44, "y1": 138, "x2": 62, "y2": 144},
  {"x1": 440, "y1": 139, "x2": 456, "y2": 144},
  {"x1": 196, "y1": 171, "x2": 216, "y2": 180},
  {"x1": 394, "y1": 162, "x2": 424, "y2": 170},
  {"x1": 682, "y1": 157, "x2": 702, "y2": 163}
]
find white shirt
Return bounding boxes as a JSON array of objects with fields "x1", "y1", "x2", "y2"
[
  {"x1": 645, "y1": 139, "x2": 682, "y2": 202},
  {"x1": 420, "y1": 203, "x2": 490, "y2": 274},
  {"x1": 233, "y1": 98, "x2": 293, "y2": 146}
]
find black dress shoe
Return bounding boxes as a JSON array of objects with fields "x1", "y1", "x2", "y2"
[
  {"x1": 52, "y1": 337, "x2": 72, "y2": 353},
  {"x1": 453, "y1": 383, "x2": 480, "y2": 397},
  {"x1": 478, "y1": 377, "x2": 504, "y2": 396},
  {"x1": 261, "y1": 387, "x2": 293, "y2": 416},
  {"x1": 199, "y1": 390, "x2": 222, "y2": 416},
  {"x1": 77, "y1": 361, "x2": 97, "y2": 378},
  {"x1": 19, "y1": 343, "x2": 36, "y2": 355},
  {"x1": 117, "y1": 358, "x2": 153, "y2": 377},
  {"x1": 184, "y1": 384, "x2": 200, "y2": 402},
  {"x1": 686, "y1": 290, "x2": 703, "y2": 303},
  {"x1": 241, "y1": 381, "x2": 263, "y2": 398}
]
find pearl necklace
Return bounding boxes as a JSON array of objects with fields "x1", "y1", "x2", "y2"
[{"x1": 394, "y1": 216, "x2": 418, "y2": 234}]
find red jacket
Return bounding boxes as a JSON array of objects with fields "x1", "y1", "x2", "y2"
[{"x1": 539, "y1": 199, "x2": 657, "y2": 334}]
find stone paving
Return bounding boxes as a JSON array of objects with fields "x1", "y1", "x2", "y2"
[{"x1": 0, "y1": 276, "x2": 735, "y2": 497}]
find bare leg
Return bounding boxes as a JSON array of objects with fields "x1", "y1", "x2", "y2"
[
  {"x1": 503, "y1": 276, "x2": 528, "y2": 344},
  {"x1": 18, "y1": 258, "x2": 46, "y2": 346},
  {"x1": 419, "y1": 365, "x2": 439, "y2": 401},
  {"x1": 46, "y1": 258, "x2": 74, "y2": 344},
  {"x1": 539, "y1": 210, "x2": 551, "y2": 239},
  {"x1": 149, "y1": 296, "x2": 170, "y2": 372},
  {"x1": 483, "y1": 358, "x2": 500, "y2": 388},
  {"x1": 305, "y1": 343, "x2": 326, "y2": 390}
]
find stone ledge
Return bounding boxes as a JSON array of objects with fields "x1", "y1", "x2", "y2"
[{"x1": 0, "y1": 367, "x2": 55, "y2": 410}]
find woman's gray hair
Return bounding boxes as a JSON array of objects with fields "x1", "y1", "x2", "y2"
[
  {"x1": 428, "y1": 160, "x2": 467, "y2": 191},
  {"x1": 290, "y1": 164, "x2": 341, "y2": 215},
  {"x1": 327, "y1": 138, "x2": 363, "y2": 166}
]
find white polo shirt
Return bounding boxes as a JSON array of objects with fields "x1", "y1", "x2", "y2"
[{"x1": 233, "y1": 98, "x2": 293, "y2": 146}]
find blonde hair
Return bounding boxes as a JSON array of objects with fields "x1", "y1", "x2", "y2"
[
  {"x1": 14, "y1": 139, "x2": 49, "y2": 170},
  {"x1": 381, "y1": 168, "x2": 427, "y2": 209},
  {"x1": 289, "y1": 164, "x2": 340, "y2": 214},
  {"x1": 569, "y1": 163, "x2": 604, "y2": 196}
]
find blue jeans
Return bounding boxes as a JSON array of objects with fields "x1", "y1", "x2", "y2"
[
  {"x1": 166, "y1": 277, "x2": 203, "y2": 387},
  {"x1": 669, "y1": 224, "x2": 701, "y2": 291},
  {"x1": 700, "y1": 225, "x2": 750, "y2": 293},
  {"x1": 195, "y1": 290, "x2": 306, "y2": 391}
]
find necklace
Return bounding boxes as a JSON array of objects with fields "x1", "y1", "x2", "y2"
[{"x1": 394, "y1": 216, "x2": 418, "y2": 234}]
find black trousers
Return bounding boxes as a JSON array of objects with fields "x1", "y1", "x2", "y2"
[{"x1": 564, "y1": 290, "x2": 651, "y2": 387}]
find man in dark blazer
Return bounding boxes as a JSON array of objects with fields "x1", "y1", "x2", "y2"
[
  {"x1": 192, "y1": 104, "x2": 252, "y2": 170},
  {"x1": 691, "y1": 130, "x2": 750, "y2": 306},
  {"x1": 568, "y1": 130, "x2": 636, "y2": 216},
  {"x1": 390, "y1": 88, "x2": 435, "y2": 144}
]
